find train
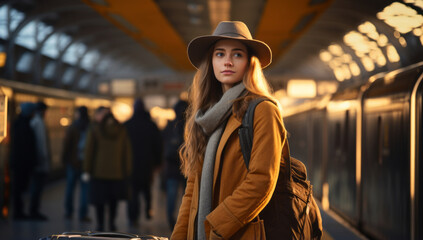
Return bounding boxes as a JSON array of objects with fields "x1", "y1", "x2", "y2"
[{"x1": 282, "y1": 61, "x2": 423, "y2": 239}]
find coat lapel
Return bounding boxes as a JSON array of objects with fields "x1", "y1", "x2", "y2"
[{"x1": 213, "y1": 114, "x2": 242, "y2": 188}]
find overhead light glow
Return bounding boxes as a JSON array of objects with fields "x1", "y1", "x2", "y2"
[
  {"x1": 287, "y1": 79, "x2": 317, "y2": 98},
  {"x1": 317, "y1": 81, "x2": 338, "y2": 95},
  {"x1": 399, "y1": 37, "x2": 407, "y2": 47},
  {"x1": 328, "y1": 44, "x2": 343, "y2": 56},
  {"x1": 334, "y1": 68, "x2": 345, "y2": 82},
  {"x1": 376, "y1": 54, "x2": 387, "y2": 67},
  {"x1": 413, "y1": 28, "x2": 422, "y2": 36},
  {"x1": 341, "y1": 65, "x2": 351, "y2": 79},
  {"x1": 349, "y1": 61, "x2": 361, "y2": 76},
  {"x1": 60, "y1": 117, "x2": 70, "y2": 127},
  {"x1": 386, "y1": 44, "x2": 400, "y2": 62},
  {"x1": 361, "y1": 56, "x2": 375, "y2": 71},
  {"x1": 377, "y1": 34, "x2": 388, "y2": 47},
  {"x1": 377, "y1": 2, "x2": 423, "y2": 34},
  {"x1": 319, "y1": 51, "x2": 332, "y2": 62}
]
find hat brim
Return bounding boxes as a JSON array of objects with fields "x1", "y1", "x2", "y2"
[{"x1": 187, "y1": 35, "x2": 272, "y2": 69}]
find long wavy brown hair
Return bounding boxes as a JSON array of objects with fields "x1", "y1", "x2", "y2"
[{"x1": 179, "y1": 43, "x2": 281, "y2": 177}]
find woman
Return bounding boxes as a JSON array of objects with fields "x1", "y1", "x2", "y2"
[
  {"x1": 83, "y1": 111, "x2": 132, "y2": 231},
  {"x1": 171, "y1": 21, "x2": 287, "y2": 240}
]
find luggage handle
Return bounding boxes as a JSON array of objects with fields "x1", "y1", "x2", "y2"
[{"x1": 88, "y1": 232, "x2": 139, "y2": 238}]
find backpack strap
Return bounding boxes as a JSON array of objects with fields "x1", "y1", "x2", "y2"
[{"x1": 238, "y1": 98, "x2": 292, "y2": 181}]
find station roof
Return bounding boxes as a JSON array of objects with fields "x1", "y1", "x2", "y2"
[{"x1": 1, "y1": 0, "x2": 422, "y2": 97}]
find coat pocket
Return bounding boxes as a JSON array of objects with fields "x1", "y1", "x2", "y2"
[{"x1": 232, "y1": 218, "x2": 266, "y2": 240}]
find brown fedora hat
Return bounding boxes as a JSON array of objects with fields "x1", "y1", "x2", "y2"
[{"x1": 187, "y1": 21, "x2": 272, "y2": 69}]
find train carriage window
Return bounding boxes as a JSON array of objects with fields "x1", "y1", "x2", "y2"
[
  {"x1": 335, "y1": 121, "x2": 341, "y2": 156},
  {"x1": 343, "y1": 110, "x2": 349, "y2": 157},
  {"x1": 377, "y1": 116, "x2": 389, "y2": 165}
]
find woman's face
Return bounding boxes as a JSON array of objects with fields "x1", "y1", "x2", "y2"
[{"x1": 212, "y1": 39, "x2": 249, "y2": 92}]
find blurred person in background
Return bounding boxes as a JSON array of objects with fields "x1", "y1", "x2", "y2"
[
  {"x1": 9, "y1": 102, "x2": 37, "y2": 220},
  {"x1": 162, "y1": 99, "x2": 188, "y2": 230},
  {"x1": 124, "y1": 99, "x2": 162, "y2": 227},
  {"x1": 29, "y1": 101, "x2": 50, "y2": 221},
  {"x1": 62, "y1": 106, "x2": 91, "y2": 222},
  {"x1": 83, "y1": 111, "x2": 132, "y2": 231}
]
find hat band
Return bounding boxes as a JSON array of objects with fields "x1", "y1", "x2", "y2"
[{"x1": 218, "y1": 32, "x2": 250, "y2": 39}]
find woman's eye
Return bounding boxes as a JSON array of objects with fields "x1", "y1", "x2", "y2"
[
  {"x1": 215, "y1": 52, "x2": 224, "y2": 57},
  {"x1": 234, "y1": 53, "x2": 243, "y2": 57}
]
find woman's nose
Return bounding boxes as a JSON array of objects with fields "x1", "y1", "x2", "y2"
[{"x1": 224, "y1": 57, "x2": 233, "y2": 67}]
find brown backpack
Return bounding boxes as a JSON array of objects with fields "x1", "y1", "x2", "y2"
[{"x1": 239, "y1": 98, "x2": 323, "y2": 240}]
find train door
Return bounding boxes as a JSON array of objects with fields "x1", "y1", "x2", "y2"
[
  {"x1": 326, "y1": 101, "x2": 358, "y2": 224},
  {"x1": 362, "y1": 103, "x2": 409, "y2": 239},
  {"x1": 310, "y1": 109, "x2": 326, "y2": 200}
]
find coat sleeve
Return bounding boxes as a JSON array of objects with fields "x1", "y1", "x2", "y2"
[
  {"x1": 206, "y1": 101, "x2": 286, "y2": 239},
  {"x1": 171, "y1": 171, "x2": 196, "y2": 240}
]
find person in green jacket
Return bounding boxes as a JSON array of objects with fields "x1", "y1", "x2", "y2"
[{"x1": 83, "y1": 111, "x2": 132, "y2": 232}]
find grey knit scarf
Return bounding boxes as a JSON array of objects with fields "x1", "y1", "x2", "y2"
[{"x1": 195, "y1": 82, "x2": 246, "y2": 240}]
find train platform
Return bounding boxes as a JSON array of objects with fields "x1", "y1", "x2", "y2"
[{"x1": 0, "y1": 175, "x2": 368, "y2": 240}]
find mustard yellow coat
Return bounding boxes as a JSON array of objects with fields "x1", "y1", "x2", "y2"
[{"x1": 171, "y1": 101, "x2": 287, "y2": 240}]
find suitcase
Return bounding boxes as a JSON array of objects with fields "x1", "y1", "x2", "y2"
[{"x1": 39, "y1": 231, "x2": 169, "y2": 240}]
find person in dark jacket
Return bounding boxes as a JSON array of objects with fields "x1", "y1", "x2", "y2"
[
  {"x1": 29, "y1": 101, "x2": 50, "y2": 221},
  {"x1": 62, "y1": 106, "x2": 91, "y2": 222},
  {"x1": 163, "y1": 99, "x2": 188, "y2": 230},
  {"x1": 124, "y1": 99, "x2": 162, "y2": 227},
  {"x1": 9, "y1": 102, "x2": 37, "y2": 220}
]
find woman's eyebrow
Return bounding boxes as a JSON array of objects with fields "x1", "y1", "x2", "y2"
[{"x1": 214, "y1": 47, "x2": 246, "y2": 52}]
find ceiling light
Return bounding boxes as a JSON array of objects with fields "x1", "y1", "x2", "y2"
[
  {"x1": 399, "y1": 37, "x2": 407, "y2": 47},
  {"x1": 377, "y1": 34, "x2": 388, "y2": 47},
  {"x1": 341, "y1": 65, "x2": 351, "y2": 79},
  {"x1": 361, "y1": 56, "x2": 375, "y2": 72},
  {"x1": 413, "y1": 28, "x2": 422, "y2": 36},
  {"x1": 319, "y1": 51, "x2": 332, "y2": 62},
  {"x1": 386, "y1": 44, "x2": 400, "y2": 62},
  {"x1": 328, "y1": 44, "x2": 343, "y2": 56},
  {"x1": 349, "y1": 61, "x2": 361, "y2": 76},
  {"x1": 187, "y1": 3, "x2": 204, "y2": 14},
  {"x1": 377, "y1": 2, "x2": 423, "y2": 34},
  {"x1": 333, "y1": 68, "x2": 345, "y2": 81},
  {"x1": 287, "y1": 79, "x2": 316, "y2": 98}
]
